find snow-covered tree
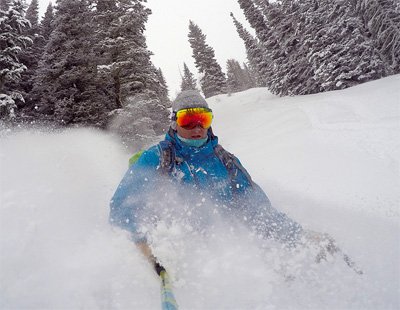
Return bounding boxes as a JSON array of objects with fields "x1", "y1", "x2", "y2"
[
  {"x1": 40, "y1": 2, "x2": 55, "y2": 42},
  {"x1": 236, "y1": 0, "x2": 387, "y2": 96},
  {"x1": 25, "y1": 0, "x2": 38, "y2": 30},
  {"x1": 0, "y1": 0, "x2": 31, "y2": 120},
  {"x1": 236, "y1": 0, "x2": 278, "y2": 91},
  {"x1": 155, "y1": 67, "x2": 170, "y2": 107},
  {"x1": 300, "y1": 0, "x2": 385, "y2": 91},
  {"x1": 242, "y1": 62, "x2": 257, "y2": 88},
  {"x1": 349, "y1": 0, "x2": 400, "y2": 73},
  {"x1": 93, "y1": 0, "x2": 163, "y2": 106},
  {"x1": 0, "y1": 0, "x2": 11, "y2": 11},
  {"x1": 14, "y1": 0, "x2": 41, "y2": 114},
  {"x1": 31, "y1": 0, "x2": 111, "y2": 127},
  {"x1": 180, "y1": 62, "x2": 197, "y2": 91},
  {"x1": 226, "y1": 59, "x2": 254, "y2": 93},
  {"x1": 262, "y1": 0, "x2": 317, "y2": 95},
  {"x1": 230, "y1": 12, "x2": 266, "y2": 87},
  {"x1": 94, "y1": 0, "x2": 169, "y2": 140},
  {"x1": 16, "y1": 2, "x2": 55, "y2": 120},
  {"x1": 188, "y1": 20, "x2": 226, "y2": 98}
]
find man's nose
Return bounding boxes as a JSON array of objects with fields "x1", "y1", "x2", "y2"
[{"x1": 193, "y1": 124, "x2": 204, "y2": 130}]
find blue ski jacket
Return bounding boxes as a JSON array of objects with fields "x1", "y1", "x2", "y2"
[{"x1": 110, "y1": 130, "x2": 302, "y2": 245}]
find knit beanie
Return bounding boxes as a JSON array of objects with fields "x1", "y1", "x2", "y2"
[{"x1": 172, "y1": 90, "x2": 209, "y2": 112}]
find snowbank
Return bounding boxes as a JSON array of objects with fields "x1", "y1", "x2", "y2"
[{"x1": 1, "y1": 75, "x2": 399, "y2": 309}]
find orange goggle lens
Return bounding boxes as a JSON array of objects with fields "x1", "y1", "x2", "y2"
[{"x1": 175, "y1": 108, "x2": 213, "y2": 129}]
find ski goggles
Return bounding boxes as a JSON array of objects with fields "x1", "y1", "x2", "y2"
[{"x1": 173, "y1": 107, "x2": 213, "y2": 129}]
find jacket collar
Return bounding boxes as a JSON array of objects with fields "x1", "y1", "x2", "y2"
[{"x1": 165, "y1": 127, "x2": 218, "y2": 159}]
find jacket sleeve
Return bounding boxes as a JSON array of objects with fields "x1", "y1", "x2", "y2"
[
  {"x1": 233, "y1": 157, "x2": 303, "y2": 246},
  {"x1": 109, "y1": 146, "x2": 160, "y2": 243}
]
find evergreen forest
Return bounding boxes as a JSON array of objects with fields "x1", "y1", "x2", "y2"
[{"x1": 1, "y1": 0, "x2": 399, "y2": 144}]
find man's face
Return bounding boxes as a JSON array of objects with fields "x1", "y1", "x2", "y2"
[{"x1": 176, "y1": 124, "x2": 208, "y2": 140}]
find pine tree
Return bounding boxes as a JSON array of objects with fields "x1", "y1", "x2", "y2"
[
  {"x1": 226, "y1": 59, "x2": 241, "y2": 93},
  {"x1": 18, "y1": 2, "x2": 55, "y2": 120},
  {"x1": 94, "y1": 0, "x2": 169, "y2": 142},
  {"x1": 25, "y1": 0, "x2": 38, "y2": 30},
  {"x1": 242, "y1": 62, "x2": 257, "y2": 88},
  {"x1": 0, "y1": 0, "x2": 11, "y2": 11},
  {"x1": 32, "y1": 0, "x2": 111, "y2": 127},
  {"x1": 155, "y1": 67, "x2": 170, "y2": 107},
  {"x1": 230, "y1": 12, "x2": 266, "y2": 87},
  {"x1": 263, "y1": 0, "x2": 317, "y2": 95},
  {"x1": 93, "y1": 0, "x2": 162, "y2": 106},
  {"x1": 0, "y1": 0, "x2": 31, "y2": 120},
  {"x1": 349, "y1": 0, "x2": 400, "y2": 73},
  {"x1": 188, "y1": 20, "x2": 226, "y2": 98},
  {"x1": 237, "y1": 0, "x2": 272, "y2": 48},
  {"x1": 226, "y1": 59, "x2": 252, "y2": 93},
  {"x1": 40, "y1": 2, "x2": 55, "y2": 42},
  {"x1": 15, "y1": 0, "x2": 41, "y2": 116},
  {"x1": 237, "y1": 0, "x2": 387, "y2": 96},
  {"x1": 236, "y1": 0, "x2": 279, "y2": 91},
  {"x1": 180, "y1": 62, "x2": 197, "y2": 91},
  {"x1": 93, "y1": 0, "x2": 126, "y2": 109},
  {"x1": 301, "y1": 0, "x2": 385, "y2": 91}
]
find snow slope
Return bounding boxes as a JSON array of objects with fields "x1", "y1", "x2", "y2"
[{"x1": 1, "y1": 75, "x2": 399, "y2": 309}]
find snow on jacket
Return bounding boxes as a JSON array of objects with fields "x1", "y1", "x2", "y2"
[{"x1": 110, "y1": 130, "x2": 302, "y2": 245}]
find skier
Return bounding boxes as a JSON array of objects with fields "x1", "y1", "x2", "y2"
[{"x1": 110, "y1": 90, "x2": 340, "y2": 276}]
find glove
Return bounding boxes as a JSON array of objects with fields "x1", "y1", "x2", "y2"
[
  {"x1": 301, "y1": 229, "x2": 363, "y2": 274},
  {"x1": 302, "y1": 229, "x2": 339, "y2": 263},
  {"x1": 153, "y1": 259, "x2": 166, "y2": 276}
]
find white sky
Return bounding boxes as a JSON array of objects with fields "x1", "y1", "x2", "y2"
[
  {"x1": 36, "y1": 0, "x2": 251, "y2": 99},
  {"x1": 145, "y1": 0, "x2": 251, "y2": 98}
]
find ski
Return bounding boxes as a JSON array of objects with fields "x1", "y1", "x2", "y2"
[{"x1": 160, "y1": 270, "x2": 179, "y2": 310}]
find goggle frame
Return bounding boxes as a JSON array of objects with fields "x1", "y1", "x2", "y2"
[{"x1": 173, "y1": 107, "x2": 213, "y2": 130}]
